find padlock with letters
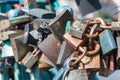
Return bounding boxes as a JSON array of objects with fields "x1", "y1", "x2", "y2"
[
  {"x1": 21, "y1": 48, "x2": 40, "y2": 69},
  {"x1": 38, "y1": 34, "x2": 61, "y2": 65},
  {"x1": 10, "y1": 31, "x2": 30, "y2": 62},
  {"x1": 48, "y1": 9, "x2": 74, "y2": 43},
  {"x1": 57, "y1": 41, "x2": 74, "y2": 66},
  {"x1": 99, "y1": 29, "x2": 117, "y2": 56},
  {"x1": 69, "y1": 20, "x2": 87, "y2": 39}
]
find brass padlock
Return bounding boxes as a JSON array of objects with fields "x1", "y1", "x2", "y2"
[
  {"x1": 69, "y1": 20, "x2": 87, "y2": 39},
  {"x1": 0, "y1": 16, "x2": 31, "y2": 30},
  {"x1": 99, "y1": 29, "x2": 117, "y2": 56},
  {"x1": 21, "y1": 48, "x2": 40, "y2": 69},
  {"x1": 0, "y1": 30, "x2": 18, "y2": 41},
  {"x1": 111, "y1": 22, "x2": 120, "y2": 31},
  {"x1": 48, "y1": 9, "x2": 74, "y2": 43},
  {"x1": 38, "y1": 34, "x2": 61, "y2": 65},
  {"x1": 63, "y1": 32, "x2": 83, "y2": 50},
  {"x1": 10, "y1": 31, "x2": 30, "y2": 62},
  {"x1": 57, "y1": 41, "x2": 74, "y2": 66}
]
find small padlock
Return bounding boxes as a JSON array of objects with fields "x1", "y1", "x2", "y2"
[
  {"x1": 38, "y1": 34, "x2": 61, "y2": 65},
  {"x1": 64, "y1": 58, "x2": 88, "y2": 80},
  {"x1": 57, "y1": 41, "x2": 74, "y2": 66},
  {"x1": 10, "y1": 31, "x2": 30, "y2": 62},
  {"x1": 48, "y1": 9, "x2": 74, "y2": 43},
  {"x1": 111, "y1": 22, "x2": 120, "y2": 31},
  {"x1": 21, "y1": 48, "x2": 40, "y2": 69},
  {"x1": 0, "y1": 16, "x2": 31, "y2": 30},
  {"x1": 69, "y1": 20, "x2": 87, "y2": 39},
  {"x1": 63, "y1": 32, "x2": 83, "y2": 50},
  {"x1": 99, "y1": 29, "x2": 117, "y2": 56}
]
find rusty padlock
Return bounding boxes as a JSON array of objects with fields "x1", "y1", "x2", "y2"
[
  {"x1": 38, "y1": 34, "x2": 61, "y2": 65},
  {"x1": 69, "y1": 20, "x2": 87, "y2": 39},
  {"x1": 10, "y1": 31, "x2": 30, "y2": 62},
  {"x1": 21, "y1": 48, "x2": 40, "y2": 69},
  {"x1": 63, "y1": 32, "x2": 84, "y2": 50},
  {"x1": 99, "y1": 29, "x2": 117, "y2": 56},
  {"x1": 48, "y1": 9, "x2": 74, "y2": 44},
  {"x1": 57, "y1": 41, "x2": 74, "y2": 66}
]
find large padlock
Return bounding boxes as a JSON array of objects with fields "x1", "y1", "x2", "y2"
[
  {"x1": 69, "y1": 20, "x2": 87, "y2": 39},
  {"x1": 99, "y1": 29, "x2": 117, "y2": 56},
  {"x1": 48, "y1": 9, "x2": 74, "y2": 43},
  {"x1": 21, "y1": 48, "x2": 40, "y2": 69},
  {"x1": 10, "y1": 31, "x2": 30, "y2": 62},
  {"x1": 116, "y1": 37, "x2": 120, "y2": 66},
  {"x1": 0, "y1": 16, "x2": 31, "y2": 30},
  {"x1": 57, "y1": 41, "x2": 74, "y2": 66},
  {"x1": 38, "y1": 34, "x2": 61, "y2": 65},
  {"x1": 111, "y1": 22, "x2": 120, "y2": 31},
  {"x1": 63, "y1": 32, "x2": 83, "y2": 50}
]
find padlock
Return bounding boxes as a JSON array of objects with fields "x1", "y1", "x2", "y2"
[
  {"x1": 111, "y1": 22, "x2": 120, "y2": 31},
  {"x1": 69, "y1": 20, "x2": 87, "y2": 39},
  {"x1": 63, "y1": 58, "x2": 88, "y2": 80},
  {"x1": 38, "y1": 34, "x2": 61, "y2": 65},
  {"x1": 63, "y1": 32, "x2": 83, "y2": 50},
  {"x1": 21, "y1": 48, "x2": 40, "y2": 69},
  {"x1": 116, "y1": 37, "x2": 120, "y2": 66},
  {"x1": 57, "y1": 41, "x2": 74, "y2": 66},
  {"x1": 48, "y1": 9, "x2": 74, "y2": 43},
  {"x1": 40, "y1": 53, "x2": 55, "y2": 66},
  {"x1": 99, "y1": 29, "x2": 117, "y2": 56},
  {"x1": 25, "y1": 8, "x2": 56, "y2": 19},
  {"x1": 0, "y1": 30, "x2": 18, "y2": 41},
  {"x1": 10, "y1": 31, "x2": 30, "y2": 62},
  {"x1": 0, "y1": 16, "x2": 31, "y2": 30}
]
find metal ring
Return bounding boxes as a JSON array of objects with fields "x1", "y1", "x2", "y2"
[{"x1": 79, "y1": 40, "x2": 100, "y2": 56}]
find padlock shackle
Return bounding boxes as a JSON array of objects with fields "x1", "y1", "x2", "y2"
[{"x1": 79, "y1": 40, "x2": 100, "y2": 56}]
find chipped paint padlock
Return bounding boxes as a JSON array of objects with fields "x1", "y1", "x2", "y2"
[
  {"x1": 69, "y1": 20, "x2": 87, "y2": 39},
  {"x1": 99, "y1": 29, "x2": 117, "y2": 56},
  {"x1": 64, "y1": 58, "x2": 88, "y2": 80},
  {"x1": 21, "y1": 48, "x2": 40, "y2": 69},
  {"x1": 10, "y1": 31, "x2": 30, "y2": 62},
  {"x1": 57, "y1": 41, "x2": 74, "y2": 66},
  {"x1": 48, "y1": 9, "x2": 74, "y2": 43},
  {"x1": 111, "y1": 22, "x2": 120, "y2": 31}
]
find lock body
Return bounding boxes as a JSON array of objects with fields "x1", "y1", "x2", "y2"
[
  {"x1": 69, "y1": 20, "x2": 87, "y2": 39},
  {"x1": 48, "y1": 9, "x2": 74, "y2": 43},
  {"x1": 99, "y1": 29, "x2": 117, "y2": 56}
]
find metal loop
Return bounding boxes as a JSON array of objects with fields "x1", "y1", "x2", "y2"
[{"x1": 79, "y1": 40, "x2": 100, "y2": 56}]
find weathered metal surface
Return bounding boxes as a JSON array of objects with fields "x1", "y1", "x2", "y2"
[
  {"x1": 69, "y1": 20, "x2": 87, "y2": 39},
  {"x1": 0, "y1": 16, "x2": 31, "y2": 30},
  {"x1": 38, "y1": 34, "x2": 61, "y2": 65},
  {"x1": 111, "y1": 22, "x2": 120, "y2": 31},
  {"x1": 99, "y1": 29, "x2": 117, "y2": 56},
  {"x1": 48, "y1": 9, "x2": 74, "y2": 43},
  {"x1": 57, "y1": 41, "x2": 74, "y2": 66},
  {"x1": 116, "y1": 37, "x2": 120, "y2": 66},
  {"x1": 63, "y1": 32, "x2": 83, "y2": 49},
  {"x1": 10, "y1": 31, "x2": 30, "y2": 62}
]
